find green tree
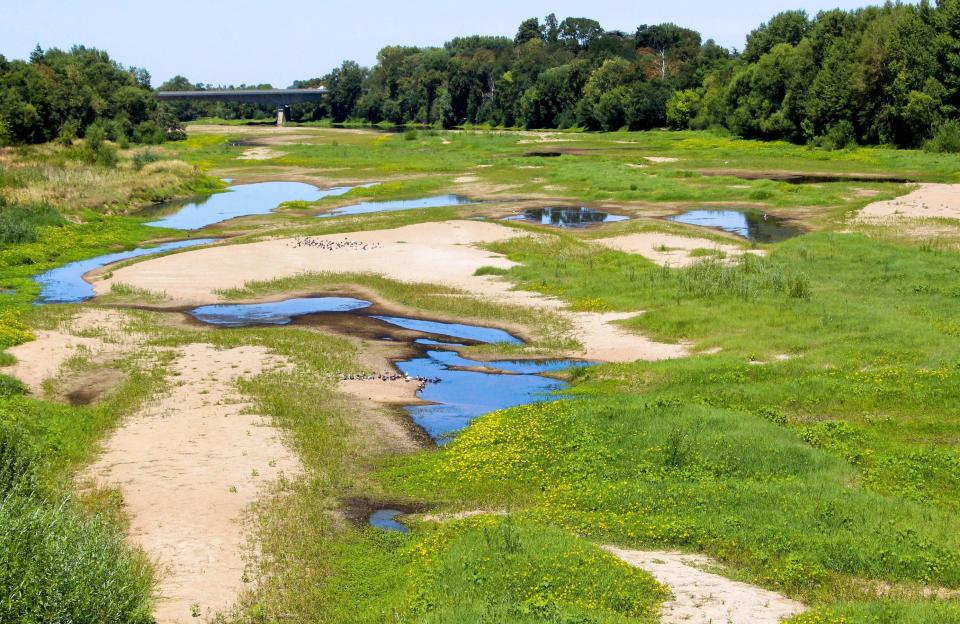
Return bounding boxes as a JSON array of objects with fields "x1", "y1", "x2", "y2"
[
  {"x1": 743, "y1": 11, "x2": 812, "y2": 62},
  {"x1": 666, "y1": 89, "x2": 702, "y2": 129},
  {"x1": 515, "y1": 18, "x2": 543, "y2": 45},
  {"x1": 635, "y1": 23, "x2": 702, "y2": 79},
  {"x1": 324, "y1": 60, "x2": 368, "y2": 122}
]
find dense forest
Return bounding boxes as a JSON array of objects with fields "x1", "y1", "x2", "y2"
[
  {"x1": 295, "y1": 1, "x2": 959, "y2": 149},
  {"x1": 0, "y1": 46, "x2": 183, "y2": 146},
  {"x1": 3, "y1": 2, "x2": 960, "y2": 150}
]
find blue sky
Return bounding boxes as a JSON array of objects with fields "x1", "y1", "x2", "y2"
[{"x1": 2, "y1": 0, "x2": 881, "y2": 87}]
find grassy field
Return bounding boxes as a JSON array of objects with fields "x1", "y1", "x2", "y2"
[
  {"x1": 0, "y1": 141, "x2": 222, "y2": 622},
  {"x1": 3, "y1": 125, "x2": 960, "y2": 623}
]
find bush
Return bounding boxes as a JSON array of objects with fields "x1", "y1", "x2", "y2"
[
  {"x1": 817, "y1": 120, "x2": 856, "y2": 151},
  {"x1": 0, "y1": 201, "x2": 65, "y2": 244},
  {"x1": 0, "y1": 374, "x2": 27, "y2": 399},
  {"x1": 0, "y1": 422, "x2": 39, "y2": 498},
  {"x1": 56, "y1": 120, "x2": 79, "y2": 146},
  {"x1": 0, "y1": 495, "x2": 155, "y2": 624},
  {"x1": 133, "y1": 121, "x2": 165, "y2": 145},
  {"x1": 84, "y1": 123, "x2": 107, "y2": 151},
  {"x1": 94, "y1": 144, "x2": 118, "y2": 168},
  {"x1": 924, "y1": 121, "x2": 960, "y2": 154},
  {"x1": 132, "y1": 149, "x2": 162, "y2": 171}
]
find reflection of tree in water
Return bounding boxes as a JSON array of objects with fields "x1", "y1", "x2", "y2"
[
  {"x1": 525, "y1": 207, "x2": 610, "y2": 227},
  {"x1": 668, "y1": 209, "x2": 801, "y2": 243},
  {"x1": 742, "y1": 210, "x2": 801, "y2": 243}
]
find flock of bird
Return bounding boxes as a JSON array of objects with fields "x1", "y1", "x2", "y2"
[
  {"x1": 340, "y1": 372, "x2": 442, "y2": 393},
  {"x1": 291, "y1": 236, "x2": 383, "y2": 251}
]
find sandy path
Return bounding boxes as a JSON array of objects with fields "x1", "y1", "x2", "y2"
[
  {"x1": 84, "y1": 343, "x2": 301, "y2": 624},
  {"x1": 5, "y1": 309, "x2": 133, "y2": 394},
  {"x1": 94, "y1": 221, "x2": 686, "y2": 363},
  {"x1": 593, "y1": 232, "x2": 763, "y2": 268},
  {"x1": 858, "y1": 184, "x2": 960, "y2": 221},
  {"x1": 606, "y1": 547, "x2": 805, "y2": 624}
]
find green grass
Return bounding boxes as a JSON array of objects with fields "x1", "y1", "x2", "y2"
[
  {"x1": 0, "y1": 143, "x2": 228, "y2": 624},
  {"x1": 4, "y1": 124, "x2": 960, "y2": 622},
  {"x1": 0, "y1": 403, "x2": 155, "y2": 624},
  {"x1": 289, "y1": 517, "x2": 667, "y2": 624}
]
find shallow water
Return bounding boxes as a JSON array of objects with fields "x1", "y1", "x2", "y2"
[
  {"x1": 397, "y1": 350, "x2": 568, "y2": 442},
  {"x1": 34, "y1": 238, "x2": 218, "y2": 304},
  {"x1": 187, "y1": 296, "x2": 584, "y2": 442},
  {"x1": 372, "y1": 315, "x2": 522, "y2": 345},
  {"x1": 190, "y1": 297, "x2": 372, "y2": 327},
  {"x1": 432, "y1": 351, "x2": 593, "y2": 375},
  {"x1": 368, "y1": 509, "x2": 408, "y2": 533},
  {"x1": 517, "y1": 207, "x2": 629, "y2": 228},
  {"x1": 667, "y1": 209, "x2": 801, "y2": 243},
  {"x1": 147, "y1": 181, "x2": 364, "y2": 230},
  {"x1": 320, "y1": 194, "x2": 473, "y2": 218}
]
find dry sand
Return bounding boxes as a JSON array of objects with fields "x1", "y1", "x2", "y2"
[
  {"x1": 95, "y1": 220, "x2": 686, "y2": 363},
  {"x1": 593, "y1": 232, "x2": 764, "y2": 268},
  {"x1": 238, "y1": 147, "x2": 286, "y2": 161},
  {"x1": 858, "y1": 184, "x2": 960, "y2": 221},
  {"x1": 5, "y1": 308, "x2": 134, "y2": 394},
  {"x1": 606, "y1": 547, "x2": 805, "y2": 624},
  {"x1": 83, "y1": 343, "x2": 301, "y2": 624}
]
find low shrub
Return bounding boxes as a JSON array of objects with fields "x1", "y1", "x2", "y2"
[
  {"x1": 0, "y1": 200, "x2": 65, "y2": 244},
  {"x1": 0, "y1": 422, "x2": 39, "y2": 498},
  {"x1": 132, "y1": 149, "x2": 162, "y2": 171},
  {"x1": 0, "y1": 374, "x2": 27, "y2": 399},
  {"x1": 924, "y1": 121, "x2": 960, "y2": 154},
  {"x1": 0, "y1": 495, "x2": 155, "y2": 624}
]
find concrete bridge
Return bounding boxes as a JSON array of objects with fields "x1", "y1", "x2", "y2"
[{"x1": 155, "y1": 88, "x2": 328, "y2": 125}]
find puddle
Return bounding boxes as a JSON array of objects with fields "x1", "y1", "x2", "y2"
[
  {"x1": 146, "y1": 181, "x2": 371, "y2": 230},
  {"x1": 320, "y1": 194, "x2": 474, "y2": 218},
  {"x1": 34, "y1": 238, "x2": 218, "y2": 304},
  {"x1": 187, "y1": 296, "x2": 585, "y2": 442},
  {"x1": 369, "y1": 509, "x2": 408, "y2": 533},
  {"x1": 515, "y1": 207, "x2": 629, "y2": 228},
  {"x1": 190, "y1": 297, "x2": 372, "y2": 327},
  {"x1": 667, "y1": 209, "x2": 801, "y2": 243},
  {"x1": 372, "y1": 315, "x2": 522, "y2": 345}
]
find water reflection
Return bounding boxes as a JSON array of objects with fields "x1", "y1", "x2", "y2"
[
  {"x1": 321, "y1": 194, "x2": 474, "y2": 218},
  {"x1": 667, "y1": 209, "x2": 801, "y2": 243},
  {"x1": 518, "y1": 207, "x2": 629, "y2": 228},
  {"x1": 147, "y1": 182, "x2": 370, "y2": 230}
]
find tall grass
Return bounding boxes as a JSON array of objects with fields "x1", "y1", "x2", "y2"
[
  {"x1": 0, "y1": 199, "x2": 65, "y2": 244},
  {"x1": 0, "y1": 423, "x2": 153, "y2": 623}
]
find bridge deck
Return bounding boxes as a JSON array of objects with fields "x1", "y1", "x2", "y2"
[{"x1": 156, "y1": 88, "x2": 327, "y2": 106}]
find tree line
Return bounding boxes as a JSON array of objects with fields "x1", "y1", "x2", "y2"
[
  {"x1": 3, "y1": 2, "x2": 960, "y2": 151},
  {"x1": 0, "y1": 46, "x2": 184, "y2": 147},
  {"x1": 277, "y1": 1, "x2": 957, "y2": 150}
]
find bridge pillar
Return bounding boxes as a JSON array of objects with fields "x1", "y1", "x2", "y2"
[{"x1": 276, "y1": 105, "x2": 292, "y2": 126}]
